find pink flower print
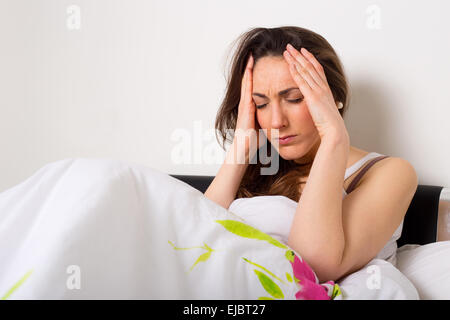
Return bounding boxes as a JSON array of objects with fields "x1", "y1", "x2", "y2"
[{"x1": 289, "y1": 254, "x2": 331, "y2": 300}]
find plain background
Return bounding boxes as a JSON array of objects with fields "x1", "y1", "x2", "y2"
[{"x1": 0, "y1": 0, "x2": 449, "y2": 193}]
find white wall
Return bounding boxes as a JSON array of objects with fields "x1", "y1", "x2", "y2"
[{"x1": 0, "y1": 0, "x2": 449, "y2": 193}]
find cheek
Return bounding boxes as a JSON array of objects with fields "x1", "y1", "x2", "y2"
[
  {"x1": 290, "y1": 102, "x2": 315, "y2": 129},
  {"x1": 294, "y1": 103, "x2": 312, "y2": 121},
  {"x1": 256, "y1": 111, "x2": 269, "y2": 137},
  {"x1": 256, "y1": 111, "x2": 264, "y2": 129}
]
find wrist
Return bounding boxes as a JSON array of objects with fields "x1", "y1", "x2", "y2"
[
  {"x1": 320, "y1": 130, "x2": 350, "y2": 148},
  {"x1": 225, "y1": 140, "x2": 250, "y2": 166},
  {"x1": 319, "y1": 135, "x2": 350, "y2": 159}
]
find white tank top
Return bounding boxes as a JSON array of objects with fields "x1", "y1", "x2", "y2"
[{"x1": 228, "y1": 152, "x2": 404, "y2": 266}]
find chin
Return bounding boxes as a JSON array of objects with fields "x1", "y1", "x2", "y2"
[{"x1": 276, "y1": 145, "x2": 305, "y2": 161}]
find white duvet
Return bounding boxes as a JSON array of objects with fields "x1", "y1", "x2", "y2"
[{"x1": 0, "y1": 158, "x2": 449, "y2": 299}]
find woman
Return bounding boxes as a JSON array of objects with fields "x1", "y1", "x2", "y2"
[
  {"x1": 0, "y1": 26, "x2": 420, "y2": 301},
  {"x1": 205, "y1": 26, "x2": 419, "y2": 284}
]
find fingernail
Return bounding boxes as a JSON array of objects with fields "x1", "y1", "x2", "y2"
[{"x1": 287, "y1": 43, "x2": 293, "y2": 50}]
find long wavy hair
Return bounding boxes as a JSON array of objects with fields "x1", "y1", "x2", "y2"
[{"x1": 215, "y1": 26, "x2": 350, "y2": 202}]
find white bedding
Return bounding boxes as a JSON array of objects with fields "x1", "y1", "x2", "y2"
[
  {"x1": 395, "y1": 242, "x2": 450, "y2": 299},
  {"x1": 0, "y1": 157, "x2": 449, "y2": 300},
  {"x1": 335, "y1": 258, "x2": 420, "y2": 299},
  {"x1": 324, "y1": 239, "x2": 450, "y2": 300},
  {"x1": 0, "y1": 158, "x2": 336, "y2": 299}
]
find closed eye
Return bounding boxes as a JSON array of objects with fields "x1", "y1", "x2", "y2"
[{"x1": 256, "y1": 98, "x2": 303, "y2": 109}]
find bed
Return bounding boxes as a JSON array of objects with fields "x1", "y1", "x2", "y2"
[
  {"x1": 170, "y1": 174, "x2": 450, "y2": 300},
  {"x1": 0, "y1": 158, "x2": 448, "y2": 300}
]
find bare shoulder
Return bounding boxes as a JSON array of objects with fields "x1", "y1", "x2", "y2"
[{"x1": 361, "y1": 156, "x2": 418, "y2": 190}]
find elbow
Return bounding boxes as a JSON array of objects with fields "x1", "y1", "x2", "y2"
[
  {"x1": 312, "y1": 261, "x2": 343, "y2": 283},
  {"x1": 287, "y1": 241, "x2": 343, "y2": 283}
]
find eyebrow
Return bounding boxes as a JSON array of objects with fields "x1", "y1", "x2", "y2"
[{"x1": 252, "y1": 87, "x2": 300, "y2": 98}]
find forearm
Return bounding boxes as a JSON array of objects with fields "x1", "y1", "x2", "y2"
[
  {"x1": 204, "y1": 140, "x2": 249, "y2": 210},
  {"x1": 287, "y1": 136, "x2": 350, "y2": 273}
]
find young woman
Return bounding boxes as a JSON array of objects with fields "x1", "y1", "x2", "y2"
[{"x1": 205, "y1": 26, "x2": 418, "y2": 283}]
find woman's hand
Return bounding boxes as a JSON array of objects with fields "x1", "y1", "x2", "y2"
[
  {"x1": 233, "y1": 52, "x2": 263, "y2": 162},
  {"x1": 283, "y1": 43, "x2": 349, "y2": 145}
]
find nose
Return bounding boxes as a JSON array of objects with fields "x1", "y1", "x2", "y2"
[{"x1": 270, "y1": 102, "x2": 287, "y2": 132}]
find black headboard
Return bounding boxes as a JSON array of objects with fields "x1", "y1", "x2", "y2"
[
  {"x1": 169, "y1": 174, "x2": 443, "y2": 247},
  {"x1": 396, "y1": 185, "x2": 442, "y2": 247}
]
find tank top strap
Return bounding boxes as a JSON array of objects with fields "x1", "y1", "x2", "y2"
[
  {"x1": 344, "y1": 152, "x2": 384, "y2": 180},
  {"x1": 345, "y1": 155, "x2": 390, "y2": 194}
]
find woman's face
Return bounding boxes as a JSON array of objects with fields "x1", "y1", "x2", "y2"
[{"x1": 252, "y1": 55, "x2": 321, "y2": 163}]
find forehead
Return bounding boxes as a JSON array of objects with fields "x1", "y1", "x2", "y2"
[{"x1": 252, "y1": 56, "x2": 297, "y2": 93}]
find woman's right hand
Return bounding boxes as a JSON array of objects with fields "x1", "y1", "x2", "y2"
[{"x1": 233, "y1": 53, "x2": 263, "y2": 163}]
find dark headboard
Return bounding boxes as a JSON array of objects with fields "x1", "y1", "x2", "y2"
[{"x1": 169, "y1": 174, "x2": 443, "y2": 247}]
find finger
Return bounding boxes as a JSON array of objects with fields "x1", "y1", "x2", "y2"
[
  {"x1": 240, "y1": 54, "x2": 253, "y2": 103},
  {"x1": 286, "y1": 46, "x2": 323, "y2": 90},
  {"x1": 240, "y1": 66, "x2": 248, "y2": 103},
  {"x1": 245, "y1": 54, "x2": 254, "y2": 105},
  {"x1": 300, "y1": 47, "x2": 328, "y2": 83},
  {"x1": 247, "y1": 52, "x2": 254, "y2": 69},
  {"x1": 285, "y1": 51, "x2": 318, "y2": 91},
  {"x1": 283, "y1": 50, "x2": 317, "y2": 92},
  {"x1": 284, "y1": 52, "x2": 313, "y2": 98},
  {"x1": 286, "y1": 44, "x2": 324, "y2": 90}
]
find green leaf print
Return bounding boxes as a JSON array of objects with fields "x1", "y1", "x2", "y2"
[
  {"x1": 258, "y1": 297, "x2": 275, "y2": 300},
  {"x1": 1, "y1": 269, "x2": 33, "y2": 300},
  {"x1": 168, "y1": 240, "x2": 205, "y2": 251},
  {"x1": 284, "y1": 250, "x2": 300, "y2": 284},
  {"x1": 331, "y1": 284, "x2": 342, "y2": 299},
  {"x1": 285, "y1": 272, "x2": 293, "y2": 283},
  {"x1": 168, "y1": 241, "x2": 221, "y2": 273},
  {"x1": 190, "y1": 251, "x2": 212, "y2": 272},
  {"x1": 253, "y1": 269, "x2": 284, "y2": 299},
  {"x1": 285, "y1": 250, "x2": 295, "y2": 262},
  {"x1": 242, "y1": 257, "x2": 286, "y2": 285},
  {"x1": 215, "y1": 220, "x2": 288, "y2": 249}
]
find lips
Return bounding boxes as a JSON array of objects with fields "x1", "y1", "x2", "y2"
[
  {"x1": 278, "y1": 135, "x2": 296, "y2": 140},
  {"x1": 277, "y1": 135, "x2": 297, "y2": 145}
]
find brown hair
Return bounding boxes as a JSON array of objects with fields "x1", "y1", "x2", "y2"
[{"x1": 215, "y1": 26, "x2": 350, "y2": 202}]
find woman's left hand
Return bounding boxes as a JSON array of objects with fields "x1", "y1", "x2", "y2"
[{"x1": 283, "y1": 43, "x2": 349, "y2": 145}]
